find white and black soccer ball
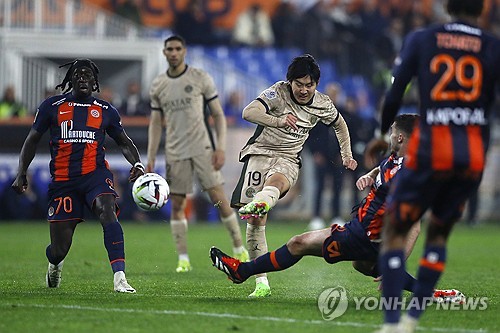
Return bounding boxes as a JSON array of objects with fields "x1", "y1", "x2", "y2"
[{"x1": 132, "y1": 173, "x2": 170, "y2": 211}]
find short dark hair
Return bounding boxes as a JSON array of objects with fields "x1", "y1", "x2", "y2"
[
  {"x1": 286, "y1": 54, "x2": 320, "y2": 83},
  {"x1": 447, "y1": 0, "x2": 484, "y2": 17},
  {"x1": 55, "y1": 59, "x2": 100, "y2": 93},
  {"x1": 164, "y1": 35, "x2": 186, "y2": 48},
  {"x1": 394, "y1": 114, "x2": 419, "y2": 136}
]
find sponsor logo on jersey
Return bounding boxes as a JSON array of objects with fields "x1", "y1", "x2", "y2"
[
  {"x1": 93, "y1": 100, "x2": 108, "y2": 109},
  {"x1": 48, "y1": 206, "x2": 54, "y2": 217},
  {"x1": 165, "y1": 98, "x2": 192, "y2": 111},
  {"x1": 286, "y1": 126, "x2": 309, "y2": 138},
  {"x1": 445, "y1": 23, "x2": 481, "y2": 36},
  {"x1": 68, "y1": 102, "x2": 91, "y2": 107},
  {"x1": 426, "y1": 107, "x2": 487, "y2": 126},
  {"x1": 60, "y1": 120, "x2": 96, "y2": 143}
]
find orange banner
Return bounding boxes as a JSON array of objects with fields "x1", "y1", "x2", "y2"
[{"x1": 85, "y1": 0, "x2": 280, "y2": 29}]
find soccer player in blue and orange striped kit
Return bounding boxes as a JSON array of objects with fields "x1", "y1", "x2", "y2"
[
  {"x1": 12, "y1": 59, "x2": 145, "y2": 293},
  {"x1": 210, "y1": 115, "x2": 427, "y2": 289},
  {"x1": 370, "y1": 0, "x2": 500, "y2": 331}
]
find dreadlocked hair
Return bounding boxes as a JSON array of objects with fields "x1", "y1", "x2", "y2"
[{"x1": 55, "y1": 59, "x2": 100, "y2": 93}]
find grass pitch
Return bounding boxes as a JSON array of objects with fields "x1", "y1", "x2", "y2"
[{"x1": 0, "y1": 220, "x2": 498, "y2": 333}]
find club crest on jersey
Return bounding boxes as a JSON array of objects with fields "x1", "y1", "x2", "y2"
[
  {"x1": 262, "y1": 89, "x2": 277, "y2": 99},
  {"x1": 245, "y1": 187, "x2": 256, "y2": 198},
  {"x1": 90, "y1": 109, "x2": 100, "y2": 118},
  {"x1": 48, "y1": 206, "x2": 55, "y2": 217},
  {"x1": 184, "y1": 85, "x2": 193, "y2": 93}
]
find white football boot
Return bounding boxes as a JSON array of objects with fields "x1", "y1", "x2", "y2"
[
  {"x1": 46, "y1": 260, "x2": 64, "y2": 288},
  {"x1": 113, "y1": 271, "x2": 136, "y2": 293}
]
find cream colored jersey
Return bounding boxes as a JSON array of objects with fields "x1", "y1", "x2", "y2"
[
  {"x1": 240, "y1": 81, "x2": 344, "y2": 163},
  {"x1": 150, "y1": 66, "x2": 218, "y2": 161}
]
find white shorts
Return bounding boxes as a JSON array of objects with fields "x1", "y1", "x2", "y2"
[
  {"x1": 166, "y1": 152, "x2": 224, "y2": 195},
  {"x1": 230, "y1": 155, "x2": 299, "y2": 207}
]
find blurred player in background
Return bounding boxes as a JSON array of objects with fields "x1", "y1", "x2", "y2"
[
  {"x1": 11, "y1": 59, "x2": 145, "y2": 293},
  {"x1": 231, "y1": 54, "x2": 357, "y2": 297},
  {"x1": 369, "y1": 0, "x2": 500, "y2": 332},
  {"x1": 212, "y1": 114, "x2": 460, "y2": 302},
  {"x1": 147, "y1": 35, "x2": 248, "y2": 273}
]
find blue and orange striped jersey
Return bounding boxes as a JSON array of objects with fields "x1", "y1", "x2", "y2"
[
  {"x1": 381, "y1": 21, "x2": 500, "y2": 172},
  {"x1": 357, "y1": 154, "x2": 403, "y2": 241},
  {"x1": 33, "y1": 92, "x2": 124, "y2": 181}
]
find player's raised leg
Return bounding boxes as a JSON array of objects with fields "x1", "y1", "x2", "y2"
[{"x1": 211, "y1": 228, "x2": 328, "y2": 287}]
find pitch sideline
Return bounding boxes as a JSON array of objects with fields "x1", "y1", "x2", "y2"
[{"x1": 3, "y1": 303, "x2": 488, "y2": 333}]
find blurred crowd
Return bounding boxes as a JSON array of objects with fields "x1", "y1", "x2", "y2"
[
  {"x1": 0, "y1": 80, "x2": 150, "y2": 121},
  {"x1": 1, "y1": 0, "x2": 498, "y2": 223},
  {"x1": 4, "y1": 0, "x2": 500, "y2": 122},
  {"x1": 162, "y1": 0, "x2": 500, "y2": 77}
]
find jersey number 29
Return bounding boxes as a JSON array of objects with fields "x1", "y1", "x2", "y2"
[{"x1": 430, "y1": 54, "x2": 482, "y2": 102}]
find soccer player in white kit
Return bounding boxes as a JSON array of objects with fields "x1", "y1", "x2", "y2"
[
  {"x1": 147, "y1": 35, "x2": 248, "y2": 273},
  {"x1": 231, "y1": 54, "x2": 358, "y2": 297}
]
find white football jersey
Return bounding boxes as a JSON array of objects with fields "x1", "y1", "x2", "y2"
[
  {"x1": 240, "y1": 81, "x2": 341, "y2": 163},
  {"x1": 150, "y1": 66, "x2": 218, "y2": 161}
]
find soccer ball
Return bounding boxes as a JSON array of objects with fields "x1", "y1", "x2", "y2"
[{"x1": 132, "y1": 173, "x2": 170, "y2": 211}]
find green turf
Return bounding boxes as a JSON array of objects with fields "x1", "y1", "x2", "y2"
[{"x1": 0, "y1": 221, "x2": 498, "y2": 333}]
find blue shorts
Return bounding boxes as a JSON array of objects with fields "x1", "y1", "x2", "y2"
[
  {"x1": 387, "y1": 167, "x2": 482, "y2": 226},
  {"x1": 322, "y1": 219, "x2": 379, "y2": 264},
  {"x1": 47, "y1": 168, "x2": 119, "y2": 222}
]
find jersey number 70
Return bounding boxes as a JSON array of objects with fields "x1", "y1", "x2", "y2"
[{"x1": 430, "y1": 54, "x2": 482, "y2": 102}]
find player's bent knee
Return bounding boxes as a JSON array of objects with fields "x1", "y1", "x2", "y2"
[{"x1": 286, "y1": 234, "x2": 308, "y2": 256}]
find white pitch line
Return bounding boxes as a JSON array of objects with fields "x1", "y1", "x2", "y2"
[{"x1": 3, "y1": 303, "x2": 488, "y2": 333}]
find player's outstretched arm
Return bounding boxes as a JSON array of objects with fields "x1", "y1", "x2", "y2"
[
  {"x1": 330, "y1": 113, "x2": 357, "y2": 170},
  {"x1": 112, "y1": 130, "x2": 144, "y2": 182},
  {"x1": 12, "y1": 128, "x2": 43, "y2": 194}
]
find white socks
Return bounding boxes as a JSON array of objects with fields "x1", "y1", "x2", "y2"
[
  {"x1": 220, "y1": 212, "x2": 243, "y2": 248},
  {"x1": 246, "y1": 223, "x2": 268, "y2": 279},
  {"x1": 171, "y1": 219, "x2": 188, "y2": 257},
  {"x1": 253, "y1": 186, "x2": 280, "y2": 209}
]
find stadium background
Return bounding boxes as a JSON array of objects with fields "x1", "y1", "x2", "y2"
[{"x1": 0, "y1": 0, "x2": 499, "y2": 223}]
